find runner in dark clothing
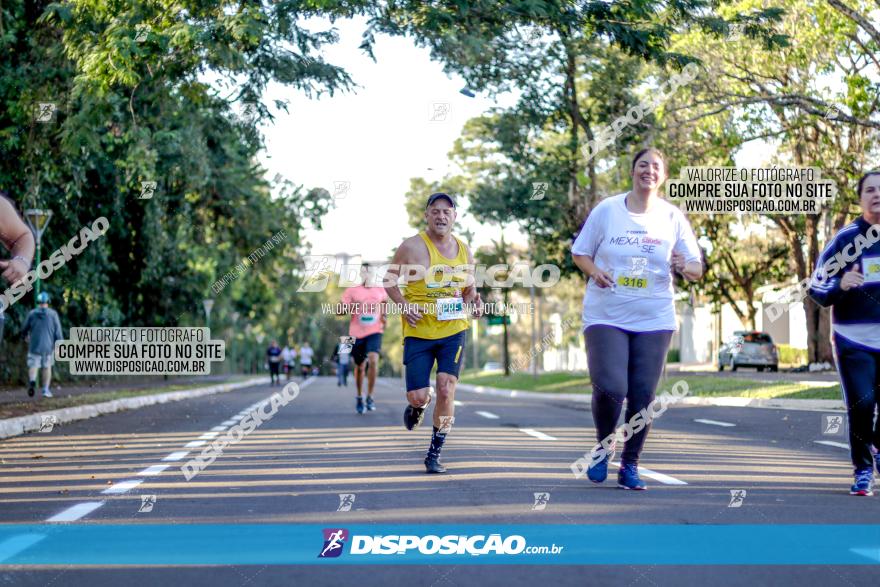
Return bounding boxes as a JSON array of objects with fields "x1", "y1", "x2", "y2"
[{"x1": 267, "y1": 340, "x2": 282, "y2": 385}]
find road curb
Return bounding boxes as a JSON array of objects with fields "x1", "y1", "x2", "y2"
[
  {"x1": 456, "y1": 383, "x2": 845, "y2": 412},
  {"x1": 0, "y1": 377, "x2": 270, "y2": 440}
]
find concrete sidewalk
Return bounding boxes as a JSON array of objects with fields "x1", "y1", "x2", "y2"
[
  {"x1": 0, "y1": 376, "x2": 269, "y2": 440},
  {"x1": 0, "y1": 374, "x2": 240, "y2": 405}
]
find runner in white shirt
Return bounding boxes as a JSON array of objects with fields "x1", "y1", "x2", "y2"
[
  {"x1": 571, "y1": 147, "x2": 703, "y2": 490},
  {"x1": 299, "y1": 342, "x2": 314, "y2": 379},
  {"x1": 281, "y1": 346, "x2": 294, "y2": 380}
]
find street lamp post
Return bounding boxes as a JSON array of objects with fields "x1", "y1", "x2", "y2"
[{"x1": 24, "y1": 209, "x2": 52, "y2": 305}]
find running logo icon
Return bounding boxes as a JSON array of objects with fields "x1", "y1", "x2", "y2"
[
  {"x1": 339, "y1": 336, "x2": 355, "y2": 355},
  {"x1": 430, "y1": 103, "x2": 450, "y2": 122},
  {"x1": 530, "y1": 182, "x2": 547, "y2": 201},
  {"x1": 728, "y1": 489, "x2": 746, "y2": 508},
  {"x1": 532, "y1": 492, "x2": 550, "y2": 510},
  {"x1": 332, "y1": 181, "x2": 351, "y2": 200},
  {"x1": 35, "y1": 102, "x2": 56, "y2": 122},
  {"x1": 138, "y1": 495, "x2": 156, "y2": 513},
  {"x1": 140, "y1": 181, "x2": 157, "y2": 200},
  {"x1": 337, "y1": 493, "x2": 355, "y2": 512},
  {"x1": 630, "y1": 256, "x2": 648, "y2": 276},
  {"x1": 39, "y1": 415, "x2": 58, "y2": 433},
  {"x1": 318, "y1": 528, "x2": 349, "y2": 558},
  {"x1": 822, "y1": 414, "x2": 844, "y2": 436}
]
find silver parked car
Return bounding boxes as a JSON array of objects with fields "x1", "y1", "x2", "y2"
[{"x1": 718, "y1": 331, "x2": 779, "y2": 372}]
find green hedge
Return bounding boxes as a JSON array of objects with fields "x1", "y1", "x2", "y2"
[
  {"x1": 667, "y1": 348, "x2": 680, "y2": 363},
  {"x1": 777, "y1": 344, "x2": 807, "y2": 366}
]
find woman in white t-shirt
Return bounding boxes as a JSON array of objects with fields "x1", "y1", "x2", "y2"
[{"x1": 571, "y1": 148, "x2": 703, "y2": 490}]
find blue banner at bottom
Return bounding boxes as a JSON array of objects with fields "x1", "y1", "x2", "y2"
[{"x1": 0, "y1": 524, "x2": 878, "y2": 565}]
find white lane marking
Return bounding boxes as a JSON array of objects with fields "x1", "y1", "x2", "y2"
[
  {"x1": 210, "y1": 426, "x2": 226, "y2": 432},
  {"x1": 0, "y1": 534, "x2": 46, "y2": 562},
  {"x1": 519, "y1": 428, "x2": 557, "y2": 441},
  {"x1": 694, "y1": 418, "x2": 736, "y2": 427},
  {"x1": 815, "y1": 440, "x2": 849, "y2": 449},
  {"x1": 102, "y1": 479, "x2": 143, "y2": 495},
  {"x1": 453, "y1": 400, "x2": 464, "y2": 407},
  {"x1": 221, "y1": 420, "x2": 237, "y2": 426},
  {"x1": 46, "y1": 501, "x2": 104, "y2": 522},
  {"x1": 199, "y1": 431, "x2": 220, "y2": 439},
  {"x1": 611, "y1": 462, "x2": 688, "y2": 486},
  {"x1": 475, "y1": 411, "x2": 499, "y2": 420},
  {"x1": 184, "y1": 440, "x2": 206, "y2": 448},
  {"x1": 162, "y1": 451, "x2": 190, "y2": 462},
  {"x1": 138, "y1": 464, "x2": 169, "y2": 476}
]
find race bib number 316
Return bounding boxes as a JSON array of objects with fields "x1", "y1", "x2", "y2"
[{"x1": 613, "y1": 270, "x2": 653, "y2": 297}]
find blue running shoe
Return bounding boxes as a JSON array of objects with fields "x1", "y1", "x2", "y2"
[
  {"x1": 356, "y1": 397, "x2": 365, "y2": 414},
  {"x1": 875, "y1": 452, "x2": 880, "y2": 478},
  {"x1": 850, "y1": 468, "x2": 874, "y2": 496},
  {"x1": 366, "y1": 396, "x2": 376, "y2": 411},
  {"x1": 617, "y1": 462, "x2": 647, "y2": 490},
  {"x1": 587, "y1": 449, "x2": 615, "y2": 483}
]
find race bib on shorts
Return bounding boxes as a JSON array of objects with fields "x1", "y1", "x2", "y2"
[
  {"x1": 436, "y1": 297, "x2": 465, "y2": 321},
  {"x1": 863, "y1": 256, "x2": 880, "y2": 284}
]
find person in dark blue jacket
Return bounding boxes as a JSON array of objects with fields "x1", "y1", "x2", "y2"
[{"x1": 809, "y1": 170, "x2": 880, "y2": 496}]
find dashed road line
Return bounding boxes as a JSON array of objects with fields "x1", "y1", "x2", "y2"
[
  {"x1": 475, "y1": 411, "x2": 499, "y2": 420},
  {"x1": 138, "y1": 464, "x2": 170, "y2": 476},
  {"x1": 102, "y1": 479, "x2": 143, "y2": 495},
  {"x1": 162, "y1": 451, "x2": 189, "y2": 462},
  {"x1": 519, "y1": 428, "x2": 557, "y2": 441},
  {"x1": 610, "y1": 462, "x2": 688, "y2": 486},
  {"x1": 694, "y1": 418, "x2": 736, "y2": 427},
  {"x1": 46, "y1": 502, "x2": 105, "y2": 522},
  {"x1": 815, "y1": 440, "x2": 849, "y2": 449}
]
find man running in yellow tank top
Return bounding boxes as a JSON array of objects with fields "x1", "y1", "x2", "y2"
[{"x1": 385, "y1": 192, "x2": 483, "y2": 473}]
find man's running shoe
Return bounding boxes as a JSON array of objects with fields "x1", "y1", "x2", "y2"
[
  {"x1": 356, "y1": 397, "x2": 365, "y2": 414},
  {"x1": 850, "y1": 468, "x2": 874, "y2": 496},
  {"x1": 27, "y1": 382, "x2": 35, "y2": 397},
  {"x1": 403, "y1": 405, "x2": 426, "y2": 430},
  {"x1": 587, "y1": 449, "x2": 615, "y2": 483},
  {"x1": 617, "y1": 462, "x2": 647, "y2": 490},
  {"x1": 42, "y1": 389, "x2": 53, "y2": 398},
  {"x1": 424, "y1": 456, "x2": 447, "y2": 474},
  {"x1": 366, "y1": 396, "x2": 376, "y2": 411}
]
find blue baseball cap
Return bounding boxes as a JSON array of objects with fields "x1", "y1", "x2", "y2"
[
  {"x1": 426, "y1": 192, "x2": 456, "y2": 208},
  {"x1": 36, "y1": 292, "x2": 50, "y2": 304}
]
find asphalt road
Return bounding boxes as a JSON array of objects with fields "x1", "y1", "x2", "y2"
[{"x1": 0, "y1": 375, "x2": 876, "y2": 586}]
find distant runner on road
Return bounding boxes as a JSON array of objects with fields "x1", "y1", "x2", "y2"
[
  {"x1": 266, "y1": 340, "x2": 282, "y2": 385},
  {"x1": 341, "y1": 262, "x2": 388, "y2": 414},
  {"x1": 22, "y1": 292, "x2": 64, "y2": 398},
  {"x1": 385, "y1": 192, "x2": 483, "y2": 474},
  {"x1": 299, "y1": 341, "x2": 314, "y2": 379}
]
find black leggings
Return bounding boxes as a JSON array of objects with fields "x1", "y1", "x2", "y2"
[
  {"x1": 833, "y1": 333, "x2": 880, "y2": 470},
  {"x1": 585, "y1": 325, "x2": 673, "y2": 464}
]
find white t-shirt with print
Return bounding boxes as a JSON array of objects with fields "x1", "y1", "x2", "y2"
[
  {"x1": 571, "y1": 192, "x2": 701, "y2": 332},
  {"x1": 299, "y1": 346, "x2": 314, "y2": 365}
]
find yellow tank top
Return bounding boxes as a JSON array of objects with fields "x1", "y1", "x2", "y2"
[{"x1": 402, "y1": 231, "x2": 471, "y2": 340}]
